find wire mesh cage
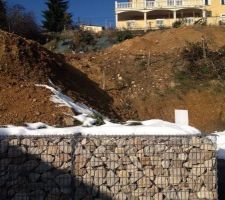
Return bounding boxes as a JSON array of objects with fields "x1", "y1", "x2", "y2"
[
  {"x1": 0, "y1": 136, "x2": 73, "y2": 200},
  {"x1": 74, "y1": 136, "x2": 217, "y2": 200},
  {"x1": 0, "y1": 135, "x2": 217, "y2": 200}
]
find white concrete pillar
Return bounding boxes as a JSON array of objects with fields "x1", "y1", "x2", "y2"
[
  {"x1": 144, "y1": 12, "x2": 147, "y2": 31},
  {"x1": 173, "y1": 10, "x2": 177, "y2": 20},
  {"x1": 175, "y1": 110, "x2": 189, "y2": 125},
  {"x1": 202, "y1": 10, "x2": 206, "y2": 18},
  {"x1": 115, "y1": 13, "x2": 118, "y2": 28}
]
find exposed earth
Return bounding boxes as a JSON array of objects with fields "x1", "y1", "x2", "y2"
[
  {"x1": 0, "y1": 26, "x2": 225, "y2": 132},
  {"x1": 0, "y1": 30, "x2": 117, "y2": 127},
  {"x1": 66, "y1": 26, "x2": 225, "y2": 133}
]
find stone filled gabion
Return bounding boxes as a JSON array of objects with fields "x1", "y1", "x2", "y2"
[
  {"x1": 0, "y1": 136, "x2": 217, "y2": 200},
  {"x1": 74, "y1": 136, "x2": 217, "y2": 200},
  {"x1": 0, "y1": 137, "x2": 73, "y2": 200}
]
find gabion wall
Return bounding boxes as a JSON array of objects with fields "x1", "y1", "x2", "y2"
[
  {"x1": 0, "y1": 137, "x2": 74, "y2": 200},
  {"x1": 0, "y1": 135, "x2": 217, "y2": 200}
]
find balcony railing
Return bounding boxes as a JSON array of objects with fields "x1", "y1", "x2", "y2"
[{"x1": 116, "y1": 0, "x2": 204, "y2": 10}]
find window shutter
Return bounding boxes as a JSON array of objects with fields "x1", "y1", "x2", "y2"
[{"x1": 208, "y1": 0, "x2": 211, "y2": 5}]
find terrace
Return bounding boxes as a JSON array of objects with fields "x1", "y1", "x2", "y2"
[
  {"x1": 115, "y1": 0, "x2": 205, "y2": 11},
  {"x1": 115, "y1": 0, "x2": 206, "y2": 30}
]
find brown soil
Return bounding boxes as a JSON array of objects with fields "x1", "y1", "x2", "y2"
[
  {"x1": 0, "y1": 30, "x2": 117, "y2": 126},
  {"x1": 66, "y1": 26, "x2": 225, "y2": 133},
  {"x1": 110, "y1": 25, "x2": 225, "y2": 54},
  {"x1": 0, "y1": 77, "x2": 72, "y2": 126},
  {"x1": 0, "y1": 27, "x2": 224, "y2": 132}
]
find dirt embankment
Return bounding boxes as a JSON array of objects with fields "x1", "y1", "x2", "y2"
[
  {"x1": 0, "y1": 30, "x2": 117, "y2": 126},
  {"x1": 0, "y1": 27, "x2": 224, "y2": 132},
  {"x1": 66, "y1": 26, "x2": 225, "y2": 133}
]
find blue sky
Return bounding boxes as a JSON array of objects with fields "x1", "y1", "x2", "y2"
[{"x1": 7, "y1": 0, "x2": 118, "y2": 27}]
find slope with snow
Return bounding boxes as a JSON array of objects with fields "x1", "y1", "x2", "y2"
[
  {"x1": 1, "y1": 83, "x2": 224, "y2": 160},
  {"x1": 213, "y1": 131, "x2": 225, "y2": 159}
]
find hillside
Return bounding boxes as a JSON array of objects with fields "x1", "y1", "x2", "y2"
[
  {"x1": 66, "y1": 26, "x2": 225, "y2": 133},
  {"x1": 0, "y1": 27, "x2": 224, "y2": 132},
  {"x1": 0, "y1": 30, "x2": 117, "y2": 126}
]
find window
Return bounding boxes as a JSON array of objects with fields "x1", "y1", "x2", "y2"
[
  {"x1": 222, "y1": 0, "x2": 225, "y2": 4},
  {"x1": 167, "y1": 0, "x2": 174, "y2": 6},
  {"x1": 221, "y1": 14, "x2": 225, "y2": 21},
  {"x1": 185, "y1": 18, "x2": 194, "y2": 24},
  {"x1": 204, "y1": 0, "x2": 211, "y2": 5},
  {"x1": 156, "y1": 19, "x2": 164, "y2": 28},
  {"x1": 176, "y1": 0, "x2": 183, "y2": 6},
  {"x1": 146, "y1": 0, "x2": 155, "y2": 7},
  {"x1": 206, "y1": 11, "x2": 212, "y2": 17},
  {"x1": 127, "y1": 20, "x2": 136, "y2": 29}
]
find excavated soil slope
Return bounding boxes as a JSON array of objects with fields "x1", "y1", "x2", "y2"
[
  {"x1": 67, "y1": 26, "x2": 225, "y2": 133},
  {"x1": 0, "y1": 30, "x2": 117, "y2": 126},
  {"x1": 111, "y1": 26, "x2": 225, "y2": 54}
]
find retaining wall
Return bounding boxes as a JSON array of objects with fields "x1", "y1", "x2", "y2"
[{"x1": 0, "y1": 135, "x2": 217, "y2": 200}]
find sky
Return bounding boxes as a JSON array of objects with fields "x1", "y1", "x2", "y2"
[{"x1": 7, "y1": 0, "x2": 118, "y2": 27}]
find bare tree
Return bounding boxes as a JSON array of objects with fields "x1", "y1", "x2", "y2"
[
  {"x1": 7, "y1": 4, "x2": 42, "y2": 42},
  {"x1": 0, "y1": 0, "x2": 7, "y2": 29}
]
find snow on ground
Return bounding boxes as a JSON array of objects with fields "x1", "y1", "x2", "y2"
[
  {"x1": 0, "y1": 120, "x2": 200, "y2": 136},
  {"x1": 36, "y1": 83, "x2": 102, "y2": 126},
  {"x1": 74, "y1": 114, "x2": 97, "y2": 127},
  {"x1": 212, "y1": 131, "x2": 225, "y2": 159},
  {"x1": 36, "y1": 84, "x2": 95, "y2": 116}
]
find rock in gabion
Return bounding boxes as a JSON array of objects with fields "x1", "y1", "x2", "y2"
[
  {"x1": 74, "y1": 136, "x2": 217, "y2": 200},
  {"x1": 0, "y1": 136, "x2": 217, "y2": 200}
]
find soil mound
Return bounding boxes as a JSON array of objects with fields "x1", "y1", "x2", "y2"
[
  {"x1": 67, "y1": 26, "x2": 225, "y2": 133},
  {"x1": 0, "y1": 30, "x2": 116, "y2": 126},
  {"x1": 110, "y1": 26, "x2": 225, "y2": 54},
  {"x1": 0, "y1": 30, "x2": 57, "y2": 83}
]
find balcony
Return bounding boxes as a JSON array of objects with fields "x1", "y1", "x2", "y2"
[{"x1": 115, "y1": 0, "x2": 204, "y2": 10}]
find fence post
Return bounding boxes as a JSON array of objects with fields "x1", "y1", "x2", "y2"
[{"x1": 70, "y1": 136, "x2": 77, "y2": 199}]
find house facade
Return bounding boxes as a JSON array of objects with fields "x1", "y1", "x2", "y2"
[
  {"x1": 80, "y1": 25, "x2": 103, "y2": 33},
  {"x1": 115, "y1": 0, "x2": 225, "y2": 29}
]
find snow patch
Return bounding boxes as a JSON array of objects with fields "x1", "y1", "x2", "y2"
[
  {"x1": 0, "y1": 120, "x2": 201, "y2": 137},
  {"x1": 74, "y1": 114, "x2": 97, "y2": 127},
  {"x1": 35, "y1": 84, "x2": 103, "y2": 126},
  {"x1": 36, "y1": 84, "x2": 95, "y2": 116},
  {"x1": 212, "y1": 131, "x2": 225, "y2": 159},
  {"x1": 22, "y1": 84, "x2": 201, "y2": 136},
  {"x1": 25, "y1": 122, "x2": 50, "y2": 130}
]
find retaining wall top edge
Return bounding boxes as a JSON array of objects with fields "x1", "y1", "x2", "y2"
[{"x1": 0, "y1": 133, "x2": 208, "y2": 138}]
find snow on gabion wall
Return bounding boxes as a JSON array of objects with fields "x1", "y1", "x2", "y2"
[{"x1": 0, "y1": 136, "x2": 217, "y2": 200}]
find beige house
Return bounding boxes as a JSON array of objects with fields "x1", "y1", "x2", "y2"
[
  {"x1": 115, "y1": 0, "x2": 225, "y2": 29},
  {"x1": 80, "y1": 25, "x2": 103, "y2": 33}
]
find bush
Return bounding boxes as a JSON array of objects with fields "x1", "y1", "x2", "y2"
[
  {"x1": 80, "y1": 31, "x2": 95, "y2": 45},
  {"x1": 172, "y1": 21, "x2": 182, "y2": 28},
  {"x1": 72, "y1": 30, "x2": 96, "y2": 51},
  {"x1": 44, "y1": 30, "x2": 97, "y2": 53},
  {"x1": 181, "y1": 42, "x2": 225, "y2": 80},
  {"x1": 219, "y1": 20, "x2": 225, "y2": 26},
  {"x1": 116, "y1": 30, "x2": 134, "y2": 42}
]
